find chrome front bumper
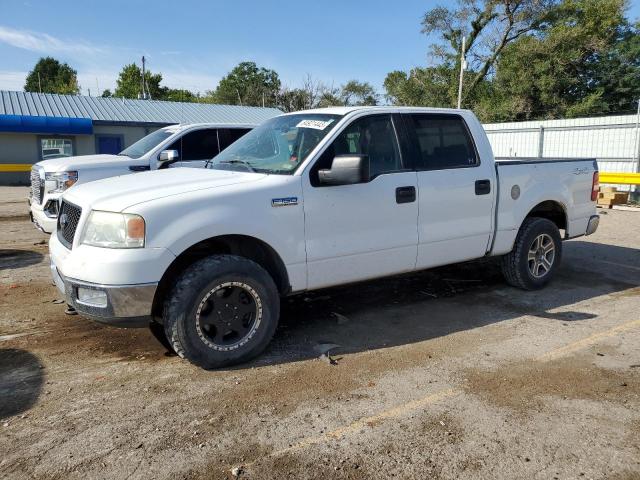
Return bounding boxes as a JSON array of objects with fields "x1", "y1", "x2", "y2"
[{"x1": 51, "y1": 260, "x2": 157, "y2": 327}]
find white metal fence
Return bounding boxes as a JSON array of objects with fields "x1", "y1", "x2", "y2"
[{"x1": 483, "y1": 113, "x2": 640, "y2": 191}]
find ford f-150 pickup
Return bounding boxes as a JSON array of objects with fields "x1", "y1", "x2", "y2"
[
  {"x1": 48, "y1": 107, "x2": 600, "y2": 369},
  {"x1": 29, "y1": 123, "x2": 254, "y2": 233}
]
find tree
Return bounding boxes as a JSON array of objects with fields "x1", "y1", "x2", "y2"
[
  {"x1": 421, "y1": 0, "x2": 556, "y2": 104},
  {"x1": 101, "y1": 89, "x2": 112, "y2": 98},
  {"x1": 340, "y1": 80, "x2": 378, "y2": 106},
  {"x1": 487, "y1": 0, "x2": 639, "y2": 120},
  {"x1": 163, "y1": 88, "x2": 199, "y2": 102},
  {"x1": 210, "y1": 62, "x2": 281, "y2": 107},
  {"x1": 114, "y1": 63, "x2": 164, "y2": 99},
  {"x1": 384, "y1": 66, "x2": 453, "y2": 106},
  {"x1": 24, "y1": 57, "x2": 80, "y2": 94}
]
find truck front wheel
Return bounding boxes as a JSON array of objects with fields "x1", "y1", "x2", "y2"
[
  {"x1": 163, "y1": 255, "x2": 280, "y2": 369},
  {"x1": 501, "y1": 217, "x2": 563, "y2": 290}
]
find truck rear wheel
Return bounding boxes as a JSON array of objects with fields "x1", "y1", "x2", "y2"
[
  {"x1": 501, "y1": 217, "x2": 562, "y2": 290},
  {"x1": 163, "y1": 255, "x2": 280, "y2": 369}
]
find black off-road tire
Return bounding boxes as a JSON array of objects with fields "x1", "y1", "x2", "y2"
[
  {"x1": 163, "y1": 255, "x2": 280, "y2": 369},
  {"x1": 501, "y1": 217, "x2": 562, "y2": 290}
]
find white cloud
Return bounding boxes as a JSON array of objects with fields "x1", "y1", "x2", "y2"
[
  {"x1": 0, "y1": 25, "x2": 105, "y2": 56},
  {"x1": 0, "y1": 70, "x2": 27, "y2": 91}
]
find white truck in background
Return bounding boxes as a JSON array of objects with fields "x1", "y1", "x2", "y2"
[
  {"x1": 49, "y1": 106, "x2": 600, "y2": 369},
  {"x1": 29, "y1": 123, "x2": 254, "y2": 233}
]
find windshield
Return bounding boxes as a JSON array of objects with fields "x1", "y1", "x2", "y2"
[
  {"x1": 208, "y1": 114, "x2": 342, "y2": 174},
  {"x1": 119, "y1": 128, "x2": 177, "y2": 159}
]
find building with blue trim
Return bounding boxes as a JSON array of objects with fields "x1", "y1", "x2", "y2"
[{"x1": 0, "y1": 91, "x2": 281, "y2": 185}]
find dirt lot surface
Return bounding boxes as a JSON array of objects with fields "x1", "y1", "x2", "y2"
[{"x1": 1, "y1": 186, "x2": 639, "y2": 480}]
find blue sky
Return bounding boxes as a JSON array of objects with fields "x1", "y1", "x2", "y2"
[{"x1": 1, "y1": 0, "x2": 639, "y2": 96}]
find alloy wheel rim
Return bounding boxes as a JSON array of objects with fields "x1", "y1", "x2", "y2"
[
  {"x1": 527, "y1": 233, "x2": 555, "y2": 278},
  {"x1": 195, "y1": 281, "x2": 262, "y2": 351}
]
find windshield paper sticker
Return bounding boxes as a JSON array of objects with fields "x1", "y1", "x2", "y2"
[{"x1": 296, "y1": 119, "x2": 334, "y2": 130}]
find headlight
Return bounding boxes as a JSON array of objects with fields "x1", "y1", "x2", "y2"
[
  {"x1": 80, "y1": 211, "x2": 145, "y2": 248},
  {"x1": 45, "y1": 171, "x2": 78, "y2": 193}
]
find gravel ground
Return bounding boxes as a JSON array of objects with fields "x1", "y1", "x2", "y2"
[{"x1": 0, "y1": 186, "x2": 639, "y2": 480}]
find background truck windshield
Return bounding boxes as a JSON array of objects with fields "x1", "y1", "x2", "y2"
[
  {"x1": 208, "y1": 114, "x2": 342, "y2": 174},
  {"x1": 119, "y1": 128, "x2": 176, "y2": 159}
]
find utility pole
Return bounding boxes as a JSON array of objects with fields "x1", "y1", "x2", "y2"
[
  {"x1": 634, "y1": 99, "x2": 640, "y2": 198},
  {"x1": 37, "y1": 72, "x2": 42, "y2": 93},
  {"x1": 635, "y1": 98, "x2": 640, "y2": 173},
  {"x1": 140, "y1": 56, "x2": 147, "y2": 100},
  {"x1": 457, "y1": 36, "x2": 467, "y2": 109}
]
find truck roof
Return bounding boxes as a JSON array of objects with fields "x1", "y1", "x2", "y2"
[
  {"x1": 165, "y1": 122, "x2": 260, "y2": 131},
  {"x1": 289, "y1": 106, "x2": 471, "y2": 116}
]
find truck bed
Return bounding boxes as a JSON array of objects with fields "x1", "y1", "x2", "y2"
[{"x1": 490, "y1": 157, "x2": 598, "y2": 256}]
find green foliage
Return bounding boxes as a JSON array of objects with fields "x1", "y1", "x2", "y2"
[
  {"x1": 386, "y1": 0, "x2": 640, "y2": 122},
  {"x1": 489, "y1": 0, "x2": 639, "y2": 120},
  {"x1": 114, "y1": 63, "x2": 164, "y2": 99},
  {"x1": 101, "y1": 89, "x2": 112, "y2": 98},
  {"x1": 209, "y1": 62, "x2": 281, "y2": 107},
  {"x1": 24, "y1": 57, "x2": 80, "y2": 94},
  {"x1": 340, "y1": 80, "x2": 378, "y2": 106},
  {"x1": 162, "y1": 88, "x2": 199, "y2": 102},
  {"x1": 384, "y1": 67, "x2": 455, "y2": 107}
]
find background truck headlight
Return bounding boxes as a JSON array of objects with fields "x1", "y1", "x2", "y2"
[
  {"x1": 80, "y1": 211, "x2": 145, "y2": 248},
  {"x1": 45, "y1": 171, "x2": 78, "y2": 193}
]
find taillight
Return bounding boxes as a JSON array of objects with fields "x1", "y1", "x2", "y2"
[{"x1": 591, "y1": 171, "x2": 599, "y2": 201}]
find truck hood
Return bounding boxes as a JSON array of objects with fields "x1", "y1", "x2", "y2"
[
  {"x1": 63, "y1": 167, "x2": 266, "y2": 212},
  {"x1": 36, "y1": 154, "x2": 137, "y2": 172}
]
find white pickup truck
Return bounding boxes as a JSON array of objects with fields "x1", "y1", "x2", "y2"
[
  {"x1": 29, "y1": 123, "x2": 253, "y2": 233},
  {"x1": 49, "y1": 107, "x2": 600, "y2": 369}
]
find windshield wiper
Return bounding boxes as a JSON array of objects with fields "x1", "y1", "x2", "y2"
[{"x1": 215, "y1": 159, "x2": 256, "y2": 172}]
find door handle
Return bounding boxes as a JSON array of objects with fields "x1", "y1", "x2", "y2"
[
  {"x1": 475, "y1": 179, "x2": 491, "y2": 195},
  {"x1": 396, "y1": 186, "x2": 416, "y2": 204}
]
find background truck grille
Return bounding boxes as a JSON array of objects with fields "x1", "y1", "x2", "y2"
[
  {"x1": 30, "y1": 168, "x2": 43, "y2": 205},
  {"x1": 57, "y1": 201, "x2": 82, "y2": 249}
]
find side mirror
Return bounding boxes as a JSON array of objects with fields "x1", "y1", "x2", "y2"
[
  {"x1": 318, "y1": 155, "x2": 369, "y2": 186},
  {"x1": 158, "y1": 149, "x2": 179, "y2": 163}
]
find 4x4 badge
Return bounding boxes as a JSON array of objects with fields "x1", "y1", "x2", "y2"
[{"x1": 271, "y1": 197, "x2": 298, "y2": 207}]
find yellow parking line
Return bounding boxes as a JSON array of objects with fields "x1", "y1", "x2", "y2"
[
  {"x1": 0, "y1": 164, "x2": 32, "y2": 172},
  {"x1": 237, "y1": 319, "x2": 640, "y2": 470},
  {"x1": 592, "y1": 259, "x2": 640, "y2": 272},
  {"x1": 537, "y1": 318, "x2": 640, "y2": 362},
  {"x1": 245, "y1": 388, "x2": 461, "y2": 464}
]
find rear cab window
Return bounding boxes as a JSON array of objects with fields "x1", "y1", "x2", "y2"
[{"x1": 404, "y1": 114, "x2": 478, "y2": 170}]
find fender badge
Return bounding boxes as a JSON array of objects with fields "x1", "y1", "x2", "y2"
[{"x1": 272, "y1": 197, "x2": 298, "y2": 207}]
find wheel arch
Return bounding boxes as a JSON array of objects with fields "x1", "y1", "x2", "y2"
[
  {"x1": 152, "y1": 234, "x2": 290, "y2": 319},
  {"x1": 524, "y1": 200, "x2": 567, "y2": 234}
]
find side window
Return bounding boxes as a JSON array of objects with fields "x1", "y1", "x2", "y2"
[
  {"x1": 167, "y1": 129, "x2": 220, "y2": 161},
  {"x1": 218, "y1": 128, "x2": 251, "y2": 151},
  {"x1": 311, "y1": 114, "x2": 402, "y2": 186},
  {"x1": 408, "y1": 114, "x2": 477, "y2": 170}
]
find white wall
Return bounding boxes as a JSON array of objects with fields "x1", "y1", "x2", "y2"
[{"x1": 484, "y1": 114, "x2": 640, "y2": 191}]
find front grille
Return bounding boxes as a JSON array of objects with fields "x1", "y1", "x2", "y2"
[
  {"x1": 57, "y1": 201, "x2": 82, "y2": 249},
  {"x1": 30, "y1": 168, "x2": 43, "y2": 205}
]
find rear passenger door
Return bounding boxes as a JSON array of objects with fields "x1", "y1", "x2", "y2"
[
  {"x1": 404, "y1": 114, "x2": 495, "y2": 269},
  {"x1": 166, "y1": 128, "x2": 220, "y2": 168},
  {"x1": 302, "y1": 114, "x2": 419, "y2": 289}
]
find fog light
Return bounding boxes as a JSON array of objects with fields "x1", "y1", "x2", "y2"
[{"x1": 77, "y1": 287, "x2": 108, "y2": 307}]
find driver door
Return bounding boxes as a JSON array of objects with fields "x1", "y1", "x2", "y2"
[{"x1": 302, "y1": 114, "x2": 419, "y2": 290}]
